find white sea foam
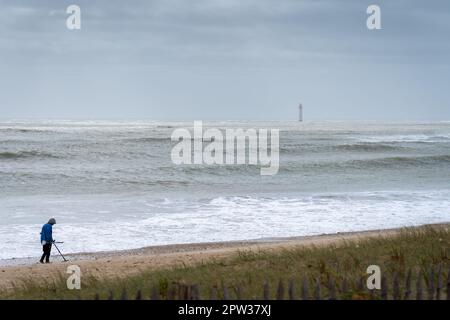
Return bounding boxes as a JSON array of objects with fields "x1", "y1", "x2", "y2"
[
  {"x1": 357, "y1": 134, "x2": 450, "y2": 143},
  {"x1": 0, "y1": 190, "x2": 449, "y2": 261}
]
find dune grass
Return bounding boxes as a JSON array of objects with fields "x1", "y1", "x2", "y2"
[{"x1": 1, "y1": 225, "x2": 449, "y2": 300}]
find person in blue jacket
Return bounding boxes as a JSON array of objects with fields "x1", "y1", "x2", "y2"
[{"x1": 40, "y1": 218, "x2": 56, "y2": 263}]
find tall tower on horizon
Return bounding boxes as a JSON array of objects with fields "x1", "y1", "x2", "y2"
[{"x1": 298, "y1": 103, "x2": 303, "y2": 122}]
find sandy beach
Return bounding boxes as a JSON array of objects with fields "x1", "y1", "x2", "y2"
[{"x1": 1, "y1": 224, "x2": 447, "y2": 290}]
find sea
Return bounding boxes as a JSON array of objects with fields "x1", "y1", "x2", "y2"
[{"x1": 0, "y1": 120, "x2": 449, "y2": 261}]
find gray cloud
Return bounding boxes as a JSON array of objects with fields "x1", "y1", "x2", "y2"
[{"x1": 0, "y1": 0, "x2": 449, "y2": 120}]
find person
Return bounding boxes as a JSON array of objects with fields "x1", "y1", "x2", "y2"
[{"x1": 40, "y1": 218, "x2": 56, "y2": 263}]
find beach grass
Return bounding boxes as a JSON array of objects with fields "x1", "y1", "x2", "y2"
[{"x1": 1, "y1": 225, "x2": 449, "y2": 300}]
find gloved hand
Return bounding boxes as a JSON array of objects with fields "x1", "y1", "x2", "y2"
[{"x1": 41, "y1": 240, "x2": 46, "y2": 245}]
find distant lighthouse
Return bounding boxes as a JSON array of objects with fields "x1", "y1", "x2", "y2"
[{"x1": 298, "y1": 103, "x2": 303, "y2": 122}]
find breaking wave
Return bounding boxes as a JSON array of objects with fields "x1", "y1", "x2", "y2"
[
  {"x1": 332, "y1": 143, "x2": 403, "y2": 152},
  {"x1": 0, "y1": 151, "x2": 60, "y2": 160},
  {"x1": 284, "y1": 155, "x2": 450, "y2": 172}
]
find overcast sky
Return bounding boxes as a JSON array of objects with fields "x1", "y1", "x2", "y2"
[{"x1": 0, "y1": 0, "x2": 449, "y2": 121}]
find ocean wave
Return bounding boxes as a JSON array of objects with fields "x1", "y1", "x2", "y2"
[
  {"x1": 0, "y1": 151, "x2": 60, "y2": 160},
  {"x1": 354, "y1": 155, "x2": 450, "y2": 167},
  {"x1": 159, "y1": 164, "x2": 261, "y2": 177},
  {"x1": 160, "y1": 155, "x2": 450, "y2": 175},
  {"x1": 0, "y1": 170, "x2": 191, "y2": 188},
  {"x1": 124, "y1": 136, "x2": 234, "y2": 144},
  {"x1": 115, "y1": 179, "x2": 190, "y2": 187},
  {"x1": 430, "y1": 135, "x2": 450, "y2": 141},
  {"x1": 281, "y1": 143, "x2": 403, "y2": 153},
  {"x1": 332, "y1": 143, "x2": 403, "y2": 152},
  {"x1": 122, "y1": 137, "x2": 172, "y2": 143},
  {"x1": 283, "y1": 155, "x2": 450, "y2": 172},
  {"x1": 0, "y1": 128, "x2": 54, "y2": 134},
  {"x1": 358, "y1": 134, "x2": 450, "y2": 143}
]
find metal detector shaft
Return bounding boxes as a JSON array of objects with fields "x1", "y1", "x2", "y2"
[{"x1": 52, "y1": 242, "x2": 68, "y2": 262}]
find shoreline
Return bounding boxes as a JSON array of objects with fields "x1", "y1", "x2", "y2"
[
  {"x1": 1, "y1": 223, "x2": 448, "y2": 290},
  {"x1": 2, "y1": 223, "x2": 449, "y2": 266},
  {"x1": 1, "y1": 223, "x2": 445, "y2": 267}
]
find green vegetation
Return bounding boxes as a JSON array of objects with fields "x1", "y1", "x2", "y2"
[{"x1": 1, "y1": 226, "x2": 449, "y2": 300}]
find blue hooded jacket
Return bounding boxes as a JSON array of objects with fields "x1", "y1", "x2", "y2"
[{"x1": 40, "y1": 223, "x2": 53, "y2": 244}]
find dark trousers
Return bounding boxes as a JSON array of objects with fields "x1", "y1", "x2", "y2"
[{"x1": 40, "y1": 243, "x2": 52, "y2": 262}]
